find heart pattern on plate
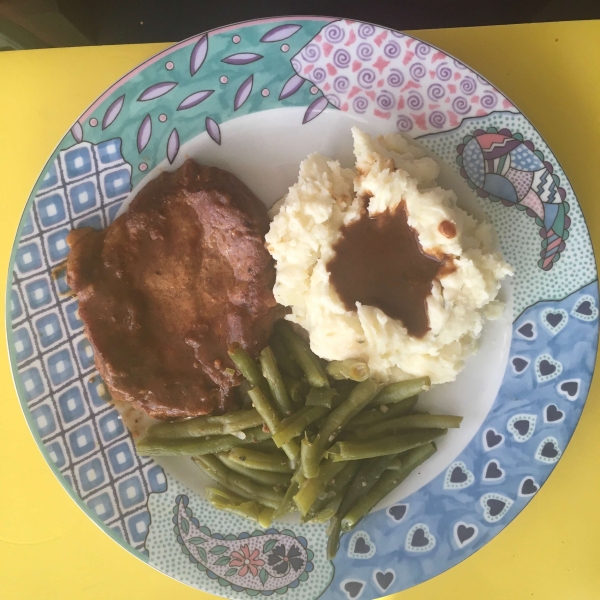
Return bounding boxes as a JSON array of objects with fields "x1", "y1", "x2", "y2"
[
  {"x1": 511, "y1": 356, "x2": 530, "y2": 374},
  {"x1": 341, "y1": 580, "x2": 365, "y2": 600},
  {"x1": 557, "y1": 378, "x2": 580, "y2": 401},
  {"x1": 453, "y1": 521, "x2": 478, "y2": 548},
  {"x1": 535, "y1": 437, "x2": 562, "y2": 464},
  {"x1": 541, "y1": 308, "x2": 568, "y2": 334},
  {"x1": 483, "y1": 428, "x2": 505, "y2": 451},
  {"x1": 535, "y1": 353, "x2": 563, "y2": 383},
  {"x1": 348, "y1": 531, "x2": 376, "y2": 559},
  {"x1": 444, "y1": 461, "x2": 475, "y2": 490},
  {"x1": 519, "y1": 477, "x2": 539, "y2": 497},
  {"x1": 387, "y1": 504, "x2": 408, "y2": 522},
  {"x1": 480, "y1": 493, "x2": 513, "y2": 523},
  {"x1": 405, "y1": 523, "x2": 436, "y2": 553},
  {"x1": 373, "y1": 570, "x2": 395, "y2": 593},
  {"x1": 507, "y1": 414, "x2": 536, "y2": 442},
  {"x1": 572, "y1": 294, "x2": 599, "y2": 322},
  {"x1": 482, "y1": 459, "x2": 505, "y2": 482},
  {"x1": 516, "y1": 321, "x2": 537, "y2": 340},
  {"x1": 544, "y1": 404, "x2": 565, "y2": 423}
]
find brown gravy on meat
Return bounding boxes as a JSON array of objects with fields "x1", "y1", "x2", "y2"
[
  {"x1": 327, "y1": 201, "x2": 453, "y2": 338},
  {"x1": 66, "y1": 160, "x2": 280, "y2": 420}
]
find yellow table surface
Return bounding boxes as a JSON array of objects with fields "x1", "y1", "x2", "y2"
[{"x1": 1, "y1": 19, "x2": 599, "y2": 600}]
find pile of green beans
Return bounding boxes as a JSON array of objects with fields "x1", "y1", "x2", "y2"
[{"x1": 133, "y1": 320, "x2": 461, "y2": 558}]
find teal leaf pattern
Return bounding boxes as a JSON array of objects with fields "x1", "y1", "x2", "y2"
[
  {"x1": 263, "y1": 539, "x2": 277, "y2": 554},
  {"x1": 214, "y1": 555, "x2": 231, "y2": 566},
  {"x1": 209, "y1": 545, "x2": 228, "y2": 555}
]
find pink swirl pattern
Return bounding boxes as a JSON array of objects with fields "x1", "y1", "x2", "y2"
[{"x1": 291, "y1": 19, "x2": 517, "y2": 133}]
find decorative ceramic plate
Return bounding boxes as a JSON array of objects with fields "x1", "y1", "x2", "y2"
[{"x1": 7, "y1": 16, "x2": 598, "y2": 600}]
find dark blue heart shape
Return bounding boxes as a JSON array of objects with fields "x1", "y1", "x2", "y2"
[
  {"x1": 512, "y1": 357, "x2": 529, "y2": 372},
  {"x1": 546, "y1": 405, "x2": 564, "y2": 422},
  {"x1": 561, "y1": 381, "x2": 578, "y2": 397},
  {"x1": 518, "y1": 322, "x2": 534, "y2": 338},
  {"x1": 541, "y1": 441, "x2": 558, "y2": 458},
  {"x1": 353, "y1": 536, "x2": 370, "y2": 554},
  {"x1": 539, "y1": 359, "x2": 556, "y2": 376},
  {"x1": 513, "y1": 419, "x2": 530, "y2": 436},
  {"x1": 521, "y1": 478, "x2": 539, "y2": 495},
  {"x1": 411, "y1": 528, "x2": 429, "y2": 547},
  {"x1": 485, "y1": 461, "x2": 503, "y2": 479},
  {"x1": 375, "y1": 571, "x2": 394, "y2": 591},
  {"x1": 487, "y1": 498, "x2": 506, "y2": 517},
  {"x1": 457, "y1": 524, "x2": 475, "y2": 544},
  {"x1": 545, "y1": 312, "x2": 563, "y2": 327},
  {"x1": 450, "y1": 466, "x2": 468, "y2": 483},
  {"x1": 344, "y1": 582, "x2": 364, "y2": 599},
  {"x1": 388, "y1": 505, "x2": 407, "y2": 521},
  {"x1": 485, "y1": 429, "x2": 503, "y2": 448},
  {"x1": 576, "y1": 300, "x2": 593, "y2": 316}
]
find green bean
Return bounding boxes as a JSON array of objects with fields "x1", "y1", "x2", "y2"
[
  {"x1": 386, "y1": 457, "x2": 403, "y2": 470},
  {"x1": 251, "y1": 438, "x2": 280, "y2": 453},
  {"x1": 345, "y1": 397, "x2": 419, "y2": 430},
  {"x1": 141, "y1": 408, "x2": 263, "y2": 440},
  {"x1": 135, "y1": 426, "x2": 271, "y2": 456},
  {"x1": 327, "y1": 429, "x2": 447, "y2": 461},
  {"x1": 294, "y1": 459, "x2": 348, "y2": 516},
  {"x1": 337, "y1": 455, "x2": 399, "y2": 520},
  {"x1": 228, "y1": 447, "x2": 293, "y2": 473},
  {"x1": 260, "y1": 346, "x2": 294, "y2": 416},
  {"x1": 277, "y1": 321, "x2": 329, "y2": 388},
  {"x1": 273, "y1": 471, "x2": 305, "y2": 520},
  {"x1": 326, "y1": 359, "x2": 370, "y2": 382},
  {"x1": 372, "y1": 377, "x2": 431, "y2": 405},
  {"x1": 238, "y1": 380, "x2": 253, "y2": 408},
  {"x1": 272, "y1": 406, "x2": 328, "y2": 447},
  {"x1": 270, "y1": 331, "x2": 303, "y2": 379},
  {"x1": 306, "y1": 387, "x2": 338, "y2": 408},
  {"x1": 206, "y1": 487, "x2": 274, "y2": 526},
  {"x1": 312, "y1": 496, "x2": 341, "y2": 523},
  {"x1": 356, "y1": 414, "x2": 462, "y2": 439},
  {"x1": 282, "y1": 375, "x2": 305, "y2": 404},
  {"x1": 302, "y1": 461, "x2": 360, "y2": 523},
  {"x1": 248, "y1": 387, "x2": 300, "y2": 463},
  {"x1": 341, "y1": 443, "x2": 436, "y2": 531},
  {"x1": 301, "y1": 379, "x2": 378, "y2": 478},
  {"x1": 193, "y1": 455, "x2": 284, "y2": 509},
  {"x1": 326, "y1": 516, "x2": 342, "y2": 560},
  {"x1": 228, "y1": 342, "x2": 272, "y2": 400},
  {"x1": 216, "y1": 453, "x2": 291, "y2": 488}
]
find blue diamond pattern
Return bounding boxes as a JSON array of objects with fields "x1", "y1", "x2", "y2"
[
  {"x1": 37, "y1": 193, "x2": 67, "y2": 228},
  {"x1": 64, "y1": 300, "x2": 83, "y2": 331},
  {"x1": 33, "y1": 312, "x2": 63, "y2": 348},
  {"x1": 87, "y1": 375, "x2": 111, "y2": 408},
  {"x1": 57, "y1": 385, "x2": 87, "y2": 424},
  {"x1": 13, "y1": 326, "x2": 34, "y2": 362},
  {"x1": 16, "y1": 242, "x2": 43, "y2": 274},
  {"x1": 117, "y1": 475, "x2": 145, "y2": 509},
  {"x1": 24, "y1": 277, "x2": 52, "y2": 311},
  {"x1": 63, "y1": 146, "x2": 93, "y2": 179},
  {"x1": 107, "y1": 440, "x2": 135, "y2": 476},
  {"x1": 87, "y1": 491, "x2": 116, "y2": 522},
  {"x1": 20, "y1": 365, "x2": 45, "y2": 402},
  {"x1": 75, "y1": 213, "x2": 103, "y2": 230},
  {"x1": 11, "y1": 289, "x2": 23, "y2": 321},
  {"x1": 98, "y1": 409, "x2": 125, "y2": 443},
  {"x1": 77, "y1": 457, "x2": 106, "y2": 492},
  {"x1": 52, "y1": 265, "x2": 71, "y2": 296},
  {"x1": 146, "y1": 464, "x2": 167, "y2": 493},
  {"x1": 46, "y1": 347, "x2": 76, "y2": 386},
  {"x1": 47, "y1": 439, "x2": 67, "y2": 468},
  {"x1": 97, "y1": 139, "x2": 123, "y2": 164},
  {"x1": 21, "y1": 211, "x2": 35, "y2": 236},
  {"x1": 69, "y1": 180, "x2": 98, "y2": 214},
  {"x1": 68, "y1": 423, "x2": 96, "y2": 458},
  {"x1": 127, "y1": 511, "x2": 150, "y2": 543},
  {"x1": 107, "y1": 202, "x2": 123, "y2": 223},
  {"x1": 46, "y1": 228, "x2": 70, "y2": 263},
  {"x1": 75, "y1": 337, "x2": 95, "y2": 370},
  {"x1": 103, "y1": 168, "x2": 131, "y2": 199},
  {"x1": 31, "y1": 403, "x2": 57, "y2": 437},
  {"x1": 39, "y1": 161, "x2": 59, "y2": 190}
]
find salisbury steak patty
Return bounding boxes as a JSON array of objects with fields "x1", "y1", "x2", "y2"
[{"x1": 66, "y1": 160, "x2": 279, "y2": 419}]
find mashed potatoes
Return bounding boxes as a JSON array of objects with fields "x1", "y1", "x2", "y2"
[{"x1": 265, "y1": 128, "x2": 512, "y2": 385}]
